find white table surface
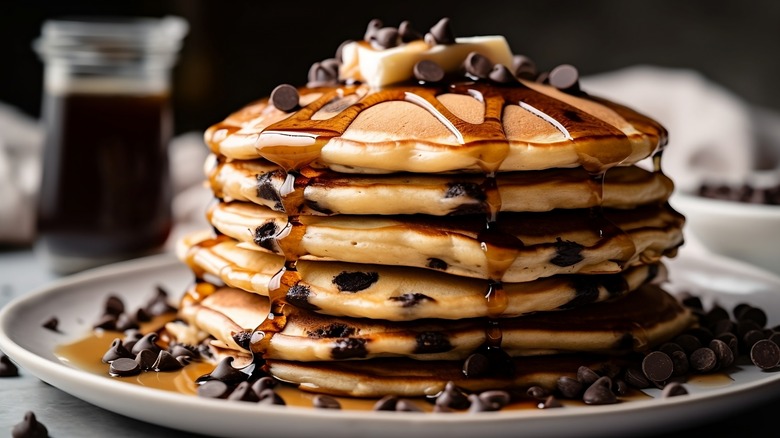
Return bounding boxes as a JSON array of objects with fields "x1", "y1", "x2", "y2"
[{"x1": 2, "y1": 246, "x2": 780, "y2": 437}]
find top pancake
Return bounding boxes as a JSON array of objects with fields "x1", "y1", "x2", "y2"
[{"x1": 204, "y1": 81, "x2": 666, "y2": 174}]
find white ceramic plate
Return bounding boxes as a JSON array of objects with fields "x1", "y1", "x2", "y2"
[{"x1": 2, "y1": 251, "x2": 780, "y2": 438}]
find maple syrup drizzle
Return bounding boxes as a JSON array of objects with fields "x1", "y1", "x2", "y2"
[{"x1": 213, "y1": 77, "x2": 668, "y2": 372}]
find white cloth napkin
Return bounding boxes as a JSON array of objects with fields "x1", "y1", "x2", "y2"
[{"x1": 0, "y1": 65, "x2": 771, "y2": 245}]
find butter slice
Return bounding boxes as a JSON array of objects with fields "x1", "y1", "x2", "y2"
[{"x1": 340, "y1": 36, "x2": 514, "y2": 88}]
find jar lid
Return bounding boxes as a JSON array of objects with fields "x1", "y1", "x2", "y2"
[{"x1": 34, "y1": 15, "x2": 188, "y2": 66}]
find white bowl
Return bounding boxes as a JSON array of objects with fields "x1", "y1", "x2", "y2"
[{"x1": 671, "y1": 191, "x2": 780, "y2": 275}]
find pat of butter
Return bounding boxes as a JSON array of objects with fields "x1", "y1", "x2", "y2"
[{"x1": 340, "y1": 36, "x2": 514, "y2": 88}]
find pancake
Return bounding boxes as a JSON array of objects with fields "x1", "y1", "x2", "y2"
[
  {"x1": 173, "y1": 282, "x2": 693, "y2": 362},
  {"x1": 207, "y1": 201, "x2": 684, "y2": 282},
  {"x1": 204, "y1": 81, "x2": 665, "y2": 174},
  {"x1": 177, "y1": 230, "x2": 663, "y2": 321},
  {"x1": 207, "y1": 155, "x2": 674, "y2": 215}
]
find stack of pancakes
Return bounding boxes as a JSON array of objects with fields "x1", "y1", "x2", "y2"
[{"x1": 167, "y1": 19, "x2": 692, "y2": 397}]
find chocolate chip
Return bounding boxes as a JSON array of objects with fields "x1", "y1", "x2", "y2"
[
  {"x1": 556, "y1": 376, "x2": 583, "y2": 399},
  {"x1": 673, "y1": 334, "x2": 702, "y2": 355},
  {"x1": 256, "y1": 172, "x2": 283, "y2": 210},
  {"x1": 114, "y1": 313, "x2": 139, "y2": 332},
  {"x1": 364, "y1": 18, "x2": 383, "y2": 41},
  {"x1": 548, "y1": 64, "x2": 580, "y2": 91},
  {"x1": 109, "y1": 357, "x2": 141, "y2": 377},
  {"x1": 388, "y1": 293, "x2": 434, "y2": 307},
  {"x1": 0, "y1": 353, "x2": 20, "y2": 377},
  {"x1": 751, "y1": 339, "x2": 780, "y2": 370},
  {"x1": 709, "y1": 338, "x2": 735, "y2": 369},
  {"x1": 414, "y1": 332, "x2": 452, "y2": 354},
  {"x1": 681, "y1": 295, "x2": 704, "y2": 311},
  {"x1": 372, "y1": 27, "x2": 400, "y2": 50},
  {"x1": 104, "y1": 295, "x2": 125, "y2": 316},
  {"x1": 737, "y1": 305, "x2": 768, "y2": 328},
  {"x1": 689, "y1": 347, "x2": 717, "y2": 373},
  {"x1": 254, "y1": 222, "x2": 279, "y2": 252},
  {"x1": 743, "y1": 329, "x2": 767, "y2": 352},
  {"x1": 270, "y1": 84, "x2": 300, "y2": 112},
  {"x1": 435, "y1": 381, "x2": 470, "y2": 410},
  {"x1": 489, "y1": 64, "x2": 516, "y2": 84},
  {"x1": 538, "y1": 395, "x2": 563, "y2": 409},
  {"x1": 153, "y1": 350, "x2": 183, "y2": 372},
  {"x1": 712, "y1": 318, "x2": 736, "y2": 336},
  {"x1": 169, "y1": 344, "x2": 196, "y2": 359},
  {"x1": 232, "y1": 331, "x2": 252, "y2": 350},
  {"x1": 562, "y1": 276, "x2": 600, "y2": 310},
  {"x1": 613, "y1": 379, "x2": 629, "y2": 396},
  {"x1": 426, "y1": 17, "x2": 455, "y2": 45},
  {"x1": 462, "y1": 352, "x2": 489, "y2": 377},
  {"x1": 426, "y1": 258, "x2": 448, "y2": 270},
  {"x1": 198, "y1": 380, "x2": 229, "y2": 399},
  {"x1": 396, "y1": 399, "x2": 424, "y2": 412},
  {"x1": 551, "y1": 238, "x2": 585, "y2": 267},
  {"x1": 577, "y1": 366, "x2": 600, "y2": 387},
  {"x1": 398, "y1": 20, "x2": 423, "y2": 42},
  {"x1": 373, "y1": 395, "x2": 399, "y2": 411},
  {"x1": 313, "y1": 394, "x2": 341, "y2": 409},
  {"x1": 251, "y1": 376, "x2": 277, "y2": 397},
  {"x1": 527, "y1": 385, "x2": 549, "y2": 400},
  {"x1": 413, "y1": 60, "x2": 445, "y2": 83},
  {"x1": 467, "y1": 394, "x2": 490, "y2": 413},
  {"x1": 130, "y1": 333, "x2": 162, "y2": 356},
  {"x1": 257, "y1": 388, "x2": 286, "y2": 406},
  {"x1": 93, "y1": 313, "x2": 117, "y2": 330},
  {"x1": 101, "y1": 338, "x2": 133, "y2": 363},
  {"x1": 642, "y1": 351, "x2": 674, "y2": 382},
  {"x1": 228, "y1": 381, "x2": 260, "y2": 402},
  {"x1": 512, "y1": 54, "x2": 537, "y2": 79},
  {"x1": 307, "y1": 62, "x2": 339, "y2": 88},
  {"x1": 685, "y1": 327, "x2": 714, "y2": 345},
  {"x1": 583, "y1": 376, "x2": 617, "y2": 405},
  {"x1": 463, "y1": 52, "x2": 493, "y2": 79},
  {"x1": 309, "y1": 323, "x2": 355, "y2": 338},
  {"x1": 716, "y1": 332, "x2": 739, "y2": 357},
  {"x1": 286, "y1": 285, "x2": 320, "y2": 311},
  {"x1": 670, "y1": 350, "x2": 690, "y2": 376},
  {"x1": 41, "y1": 317, "x2": 59, "y2": 332},
  {"x1": 331, "y1": 338, "x2": 368, "y2": 359},
  {"x1": 478, "y1": 390, "x2": 511, "y2": 410},
  {"x1": 11, "y1": 411, "x2": 48, "y2": 438},
  {"x1": 662, "y1": 382, "x2": 689, "y2": 398},
  {"x1": 623, "y1": 367, "x2": 651, "y2": 389},
  {"x1": 134, "y1": 349, "x2": 157, "y2": 371},
  {"x1": 145, "y1": 286, "x2": 176, "y2": 315},
  {"x1": 658, "y1": 342, "x2": 684, "y2": 356},
  {"x1": 332, "y1": 271, "x2": 378, "y2": 292},
  {"x1": 703, "y1": 304, "x2": 730, "y2": 327},
  {"x1": 200, "y1": 357, "x2": 249, "y2": 385}
]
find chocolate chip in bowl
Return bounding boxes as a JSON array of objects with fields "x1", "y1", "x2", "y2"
[{"x1": 671, "y1": 173, "x2": 780, "y2": 275}]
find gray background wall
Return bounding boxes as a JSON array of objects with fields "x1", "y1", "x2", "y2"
[{"x1": 2, "y1": 0, "x2": 779, "y2": 134}]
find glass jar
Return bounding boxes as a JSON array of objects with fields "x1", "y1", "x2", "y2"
[{"x1": 33, "y1": 16, "x2": 188, "y2": 274}]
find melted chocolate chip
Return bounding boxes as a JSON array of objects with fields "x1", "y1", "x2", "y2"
[
  {"x1": 232, "y1": 331, "x2": 252, "y2": 350},
  {"x1": 254, "y1": 222, "x2": 279, "y2": 252},
  {"x1": 309, "y1": 323, "x2": 356, "y2": 339},
  {"x1": 332, "y1": 271, "x2": 378, "y2": 292},
  {"x1": 445, "y1": 182, "x2": 485, "y2": 200},
  {"x1": 562, "y1": 276, "x2": 600, "y2": 309},
  {"x1": 101, "y1": 338, "x2": 133, "y2": 363},
  {"x1": 462, "y1": 352, "x2": 489, "y2": 377},
  {"x1": 551, "y1": 238, "x2": 584, "y2": 267},
  {"x1": 413, "y1": 60, "x2": 445, "y2": 83},
  {"x1": 426, "y1": 258, "x2": 448, "y2": 270},
  {"x1": 227, "y1": 381, "x2": 260, "y2": 402},
  {"x1": 331, "y1": 338, "x2": 368, "y2": 359},
  {"x1": 11, "y1": 411, "x2": 48, "y2": 438},
  {"x1": 200, "y1": 357, "x2": 249, "y2": 385},
  {"x1": 152, "y1": 350, "x2": 183, "y2": 372},
  {"x1": 198, "y1": 380, "x2": 229, "y2": 399},
  {"x1": 135, "y1": 349, "x2": 157, "y2": 371},
  {"x1": 256, "y1": 172, "x2": 283, "y2": 211},
  {"x1": 413, "y1": 332, "x2": 453, "y2": 354},
  {"x1": 270, "y1": 84, "x2": 300, "y2": 112},
  {"x1": 109, "y1": 357, "x2": 141, "y2": 377},
  {"x1": 388, "y1": 293, "x2": 435, "y2": 307},
  {"x1": 286, "y1": 284, "x2": 320, "y2": 311}
]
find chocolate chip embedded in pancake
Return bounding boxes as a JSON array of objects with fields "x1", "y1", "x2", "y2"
[
  {"x1": 177, "y1": 230, "x2": 663, "y2": 321},
  {"x1": 175, "y1": 283, "x2": 693, "y2": 362},
  {"x1": 207, "y1": 201, "x2": 684, "y2": 282},
  {"x1": 207, "y1": 155, "x2": 674, "y2": 216}
]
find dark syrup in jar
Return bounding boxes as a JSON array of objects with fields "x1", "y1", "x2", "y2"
[{"x1": 36, "y1": 92, "x2": 173, "y2": 270}]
